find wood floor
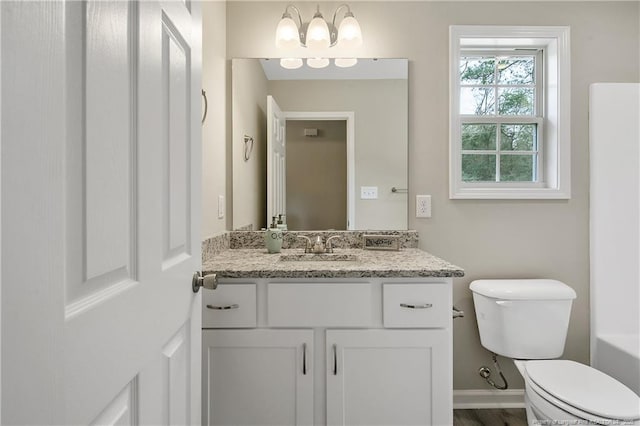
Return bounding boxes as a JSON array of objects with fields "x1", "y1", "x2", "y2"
[{"x1": 453, "y1": 408, "x2": 528, "y2": 426}]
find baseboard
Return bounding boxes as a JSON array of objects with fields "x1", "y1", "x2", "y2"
[{"x1": 453, "y1": 389, "x2": 526, "y2": 409}]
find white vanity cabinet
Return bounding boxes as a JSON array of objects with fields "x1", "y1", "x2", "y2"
[
  {"x1": 326, "y1": 329, "x2": 450, "y2": 426},
  {"x1": 202, "y1": 278, "x2": 453, "y2": 426},
  {"x1": 203, "y1": 329, "x2": 314, "y2": 426}
]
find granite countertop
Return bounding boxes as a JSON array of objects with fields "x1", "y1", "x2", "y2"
[{"x1": 202, "y1": 248, "x2": 465, "y2": 279}]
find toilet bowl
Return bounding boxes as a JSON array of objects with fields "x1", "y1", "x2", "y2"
[
  {"x1": 470, "y1": 279, "x2": 640, "y2": 425},
  {"x1": 515, "y1": 359, "x2": 640, "y2": 425}
]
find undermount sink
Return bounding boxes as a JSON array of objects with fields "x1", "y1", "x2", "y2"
[{"x1": 279, "y1": 252, "x2": 359, "y2": 262}]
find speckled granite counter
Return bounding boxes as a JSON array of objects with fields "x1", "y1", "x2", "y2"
[{"x1": 202, "y1": 248, "x2": 464, "y2": 279}]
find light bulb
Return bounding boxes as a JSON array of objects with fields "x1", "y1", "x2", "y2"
[
  {"x1": 306, "y1": 14, "x2": 330, "y2": 50},
  {"x1": 307, "y1": 57, "x2": 330, "y2": 69},
  {"x1": 335, "y1": 58, "x2": 358, "y2": 68},
  {"x1": 280, "y1": 58, "x2": 303, "y2": 69},
  {"x1": 337, "y1": 14, "x2": 362, "y2": 48},
  {"x1": 275, "y1": 15, "x2": 300, "y2": 49}
]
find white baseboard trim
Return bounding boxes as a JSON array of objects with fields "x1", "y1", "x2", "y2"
[{"x1": 453, "y1": 389, "x2": 526, "y2": 409}]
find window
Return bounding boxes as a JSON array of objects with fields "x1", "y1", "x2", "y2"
[{"x1": 449, "y1": 26, "x2": 571, "y2": 199}]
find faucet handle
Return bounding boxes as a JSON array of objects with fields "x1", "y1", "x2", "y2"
[
  {"x1": 297, "y1": 235, "x2": 312, "y2": 253},
  {"x1": 325, "y1": 235, "x2": 341, "y2": 253}
]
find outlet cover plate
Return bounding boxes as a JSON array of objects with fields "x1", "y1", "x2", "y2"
[{"x1": 416, "y1": 195, "x2": 431, "y2": 218}]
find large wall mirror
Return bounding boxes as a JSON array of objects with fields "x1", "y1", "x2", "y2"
[{"x1": 231, "y1": 58, "x2": 408, "y2": 231}]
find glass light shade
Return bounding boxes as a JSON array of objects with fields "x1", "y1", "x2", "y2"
[
  {"x1": 337, "y1": 15, "x2": 362, "y2": 48},
  {"x1": 275, "y1": 16, "x2": 300, "y2": 49},
  {"x1": 306, "y1": 16, "x2": 330, "y2": 50},
  {"x1": 280, "y1": 58, "x2": 303, "y2": 69},
  {"x1": 335, "y1": 58, "x2": 358, "y2": 68},
  {"x1": 306, "y1": 57, "x2": 330, "y2": 69}
]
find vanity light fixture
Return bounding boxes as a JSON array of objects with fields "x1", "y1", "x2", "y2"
[
  {"x1": 279, "y1": 58, "x2": 303, "y2": 69},
  {"x1": 306, "y1": 57, "x2": 330, "y2": 69},
  {"x1": 275, "y1": 4, "x2": 363, "y2": 69},
  {"x1": 335, "y1": 58, "x2": 358, "y2": 68}
]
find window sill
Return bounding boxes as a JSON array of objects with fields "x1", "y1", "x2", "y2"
[{"x1": 450, "y1": 186, "x2": 571, "y2": 200}]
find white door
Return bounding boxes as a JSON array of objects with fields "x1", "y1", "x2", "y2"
[
  {"x1": 202, "y1": 329, "x2": 314, "y2": 426},
  {"x1": 267, "y1": 95, "x2": 286, "y2": 226},
  {"x1": 326, "y1": 330, "x2": 451, "y2": 426},
  {"x1": 1, "y1": 1, "x2": 202, "y2": 424}
]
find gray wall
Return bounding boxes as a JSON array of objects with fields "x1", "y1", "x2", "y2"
[
  {"x1": 202, "y1": 1, "x2": 227, "y2": 238},
  {"x1": 231, "y1": 59, "x2": 268, "y2": 230},
  {"x1": 206, "y1": 1, "x2": 640, "y2": 391}
]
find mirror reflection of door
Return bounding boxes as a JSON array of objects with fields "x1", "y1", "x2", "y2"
[
  {"x1": 266, "y1": 95, "x2": 286, "y2": 226},
  {"x1": 286, "y1": 119, "x2": 347, "y2": 230}
]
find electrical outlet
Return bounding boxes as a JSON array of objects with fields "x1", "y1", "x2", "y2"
[
  {"x1": 218, "y1": 195, "x2": 225, "y2": 219},
  {"x1": 360, "y1": 186, "x2": 378, "y2": 199},
  {"x1": 416, "y1": 195, "x2": 431, "y2": 218}
]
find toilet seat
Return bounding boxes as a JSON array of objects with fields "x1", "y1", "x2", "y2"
[{"x1": 523, "y1": 360, "x2": 640, "y2": 422}]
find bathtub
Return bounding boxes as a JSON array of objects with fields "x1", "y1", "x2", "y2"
[
  {"x1": 589, "y1": 84, "x2": 640, "y2": 398},
  {"x1": 592, "y1": 334, "x2": 640, "y2": 396}
]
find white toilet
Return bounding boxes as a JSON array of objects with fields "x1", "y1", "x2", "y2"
[{"x1": 470, "y1": 279, "x2": 640, "y2": 425}]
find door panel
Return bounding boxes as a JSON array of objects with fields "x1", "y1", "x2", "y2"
[
  {"x1": 90, "y1": 379, "x2": 138, "y2": 426},
  {"x1": 163, "y1": 14, "x2": 191, "y2": 263},
  {"x1": 1, "y1": 0, "x2": 202, "y2": 423},
  {"x1": 64, "y1": 0, "x2": 138, "y2": 313},
  {"x1": 162, "y1": 324, "x2": 190, "y2": 425}
]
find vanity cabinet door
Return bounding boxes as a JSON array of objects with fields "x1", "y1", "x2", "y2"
[
  {"x1": 326, "y1": 329, "x2": 451, "y2": 426},
  {"x1": 203, "y1": 329, "x2": 314, "y2": 426}
]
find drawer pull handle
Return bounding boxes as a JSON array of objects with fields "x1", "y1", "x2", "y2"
[
  {"x1": 302, "y1": 343, "x2": 307, "y2": 375},
  {"x1": 332, "y1": 344, "x2": 338, "y2": 375},
  {"x1": 206, "y1": 304, "x2": 239, "y2": 310},
  {"x1": 400, "y1": 303, "x2": 433, "y2": 309}
]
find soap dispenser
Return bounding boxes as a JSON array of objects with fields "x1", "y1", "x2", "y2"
[
  {"x1": 264, "y1": 216, "x2": 283, "y2": 253},
  {"x1": 276, "y1": 214, "x2": 288, "y2": 231}
]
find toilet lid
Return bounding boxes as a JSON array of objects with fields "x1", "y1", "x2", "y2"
[{"x1": 525, "y1": 360, "x2": 640, "y2": 420}]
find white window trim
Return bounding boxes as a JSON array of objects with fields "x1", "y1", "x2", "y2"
[{"x1": 449, "y1": 26, "x2": 571, "y2": 199}]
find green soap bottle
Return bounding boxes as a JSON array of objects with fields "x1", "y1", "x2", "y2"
[{"x1": 265, "y1": 216, "x2": 283, "y2": 253}]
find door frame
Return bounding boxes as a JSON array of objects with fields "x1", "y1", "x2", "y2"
[{"x1": 283, "y1": 111, "x2": 355, "y2": 230}]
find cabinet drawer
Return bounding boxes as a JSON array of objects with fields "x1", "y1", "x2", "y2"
[
  {"x1": 267, "y1": 282, "x2": 372, "y2": 327},
  {"x1": 383, "y1": 283, "x2": 449, "y2": 328},
  {"x1": 203, "y1": 284, "x2": 256, "y2": 328}
]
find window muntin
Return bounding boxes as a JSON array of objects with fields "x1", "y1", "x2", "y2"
[{"x1": 459, "y1": 50, "x2": 543, "y2": 184}]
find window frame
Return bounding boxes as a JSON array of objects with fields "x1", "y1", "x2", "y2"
[{"x1": 449, "y1": 26, "x2": 571, "y2": 199}]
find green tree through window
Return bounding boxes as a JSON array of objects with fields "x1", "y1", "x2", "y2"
[{"x1": 459, "y1": 53, "x2": 540, "y2": 182}]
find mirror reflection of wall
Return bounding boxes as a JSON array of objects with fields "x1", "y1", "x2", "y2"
[{"x1": 231, "y1": 58, "x2": 408, "y2": 231}]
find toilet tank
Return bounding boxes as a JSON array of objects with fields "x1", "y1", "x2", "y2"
[{"x1": 470, "y1": 279, "x2": 577, "y2": 359}]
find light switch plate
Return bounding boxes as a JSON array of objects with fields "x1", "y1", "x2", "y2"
[
  {"x1": 416, "y1": 195, "x2": 431, "y2": 218},
  {"x1": 361, "y1": 186, "x2": 378, "y2": 199}
]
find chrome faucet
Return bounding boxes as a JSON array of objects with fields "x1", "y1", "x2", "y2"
[
  {"x1": 297, "y1": 235, "x2": 342, "y2": 254},
  {"x1": 312, "y1": 236, "x2": 325, "y2": 254}
]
